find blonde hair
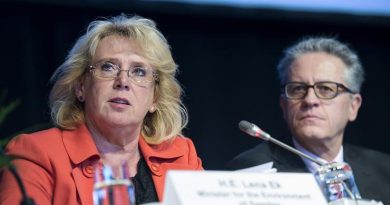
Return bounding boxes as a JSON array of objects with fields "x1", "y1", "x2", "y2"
[{"x1": 49, "y1": 14, "x2": 188, "y2": 144}]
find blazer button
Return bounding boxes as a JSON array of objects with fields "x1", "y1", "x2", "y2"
[
  {"x1": 151, "y1": 163, "x2": 160, "y2": 172},
  {"x1": 81, "y1": 161, "x2": 95, "y2": 178},
  {"x1": 85, "y1": 165, "x2": 94, "y2": 174}
]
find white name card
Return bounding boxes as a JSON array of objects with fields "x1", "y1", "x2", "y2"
[{"x1": 163, "y1": 170, "x2": 327, "y2": 205}]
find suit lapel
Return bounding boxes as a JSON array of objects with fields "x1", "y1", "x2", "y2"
[
  {"x1": 270, "y1": 139, "x2": 309, "y2": 173},
  {"x1": 343, "y1": 144, "x2": 370, "y2": 197}
]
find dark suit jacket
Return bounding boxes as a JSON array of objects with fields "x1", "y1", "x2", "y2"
[{"x1": 227, "y1": 139, "x2": 390, "y2": 204}]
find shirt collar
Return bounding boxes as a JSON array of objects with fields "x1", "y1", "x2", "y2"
[
  {"x1": 292, "y1": 137, "x2": 344, "y2": 174},
  {"x1": 62, "y1": 123, "x2": 100, "y2": 165}
]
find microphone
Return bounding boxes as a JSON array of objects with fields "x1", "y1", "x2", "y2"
[
  {"x1": 238, "y1": 120, "x2": 365, "y2": 202},
  {"x1": 238, "y1": 120, "x2": 325, "y2": 166}
]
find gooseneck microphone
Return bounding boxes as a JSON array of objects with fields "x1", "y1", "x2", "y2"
[
  {"x1": 238, "y1": 120, "x2": 326, "y2": 166},
  {"x1": 238, "y1": 120, "x2": 366, "y2": 202}
]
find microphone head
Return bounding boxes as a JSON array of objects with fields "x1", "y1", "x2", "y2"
[
  {"x1": 239, "y1": 121, "x2": 325, "y2": 166},
  {"x1": 238, "y1": 120, "x2": 252, "y2": 133},
  {"x1": 238, "y1": 120, "x2": 271, "y2": 140}
]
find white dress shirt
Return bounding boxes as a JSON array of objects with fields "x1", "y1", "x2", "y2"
[{"x1": 292, "y1": 138, "x2": 344, "y2": 174}]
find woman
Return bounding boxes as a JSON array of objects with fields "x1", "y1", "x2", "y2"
[{"x1": 0, "y1": 14, "x2": 203, "y2": 205}]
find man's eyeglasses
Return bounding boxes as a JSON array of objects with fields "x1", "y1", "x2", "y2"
[
  {"x1": 89, "y1": 61, "x2": 159, "y2": 86},
  {"x1": 283, "y1": 81, "x2": 355, "y2": 100}
]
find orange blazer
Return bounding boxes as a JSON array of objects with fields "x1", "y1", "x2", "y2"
[{"x1": 0, "y1": 124, "x2": 203, "y2": 205}]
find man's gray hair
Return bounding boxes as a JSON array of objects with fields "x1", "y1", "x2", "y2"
[{"x1": 277, "y1": 37, "x2": 365, "y2": 93}]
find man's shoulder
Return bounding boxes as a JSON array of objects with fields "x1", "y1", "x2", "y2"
[
  {"x1": 344, "y1": 144, "x2": 390, "y2": 203},
  {"x1": 345, "y1": 143, "x2": 390, "y2": 167},
  {"x1": 226, "y1": 142, "x2": 274, "y2": 170}
]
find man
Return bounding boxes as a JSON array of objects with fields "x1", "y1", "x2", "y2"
[{"x1": 227, "y1": 37, "x2": 390, "y2": 204}]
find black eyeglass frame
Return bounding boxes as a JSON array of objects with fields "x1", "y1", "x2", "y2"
[{"x1": 282, "y1": 81, "x2": 356, "y2": 100}]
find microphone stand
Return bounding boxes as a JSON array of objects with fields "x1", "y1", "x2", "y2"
[
  {"x1": 0, "y1": 147, "x2": 35, "y2": 205},
  {"x1": 258, "y1": 131, "x2": 326, "y2": 166},
  {"x1": 238, "y1": 120, "x2": 374, "y2": 205},
  {"x1": 260, "y1": 133, "x2": 359, "y2": 204}
]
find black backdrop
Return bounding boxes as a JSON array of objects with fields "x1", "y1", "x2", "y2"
[{"x1": 1, "y1": 1, "x2": 389, "y2": 170}]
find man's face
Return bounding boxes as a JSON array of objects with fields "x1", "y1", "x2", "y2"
[{"x1": 280, "y1": 52, "x2": 362, "y2": 147}]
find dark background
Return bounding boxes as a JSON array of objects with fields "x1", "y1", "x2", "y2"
[{"x1": 1, "y1": 0, "x2": 389, "y2": 170}]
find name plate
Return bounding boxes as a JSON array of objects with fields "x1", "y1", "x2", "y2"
[{"x1": 163, "y1": 170, "x2": 327, "y2": 205}]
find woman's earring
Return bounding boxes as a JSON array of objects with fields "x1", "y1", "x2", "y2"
[{"x1": 78, "y1": 96, "x2": 84, "y2": 102}]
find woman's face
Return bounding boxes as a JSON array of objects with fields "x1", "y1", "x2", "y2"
[{"x1": 77, "y1": 35, "x2": 156, "y2": 133}]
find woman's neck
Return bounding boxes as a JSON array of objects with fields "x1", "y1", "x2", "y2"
[
  {"x1": 86, "y1": 118, "x2": 141, "y2": 149},
  {"x1": 86, "y1": 119, "x2": 142, "y2": 177}
]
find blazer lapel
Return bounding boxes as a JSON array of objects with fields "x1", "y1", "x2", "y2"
[
  {"x1": 62, "y1": 124, "x2": 100, "y2": 205},
  {"x1": 138, "y1": 136, "x2": 186, "y2": 200},
  {"x1": 139, "y1": 136, "x2": 185, "y2": 159},
  {"x1": 71, "y1": 164, "x2": 95, "y2": 205}
]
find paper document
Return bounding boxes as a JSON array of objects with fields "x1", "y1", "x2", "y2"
[{"x1": 235, "y1": 161, "x2": 277, "y2": 173}]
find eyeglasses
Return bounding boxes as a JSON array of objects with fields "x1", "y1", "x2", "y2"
[
  {"x1": 283, "y1": 81, "x2": 355, "y2": 100},
  {"x1": 89, "y1": 61, "x2": 158, "y2": 86}
]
